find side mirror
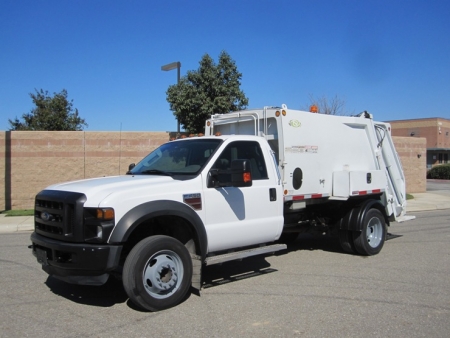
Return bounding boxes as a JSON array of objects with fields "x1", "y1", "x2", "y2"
[
  {"x1": 207, "y1": 159, "x2": 253, "y2": 188},
  {"x1": 207, "y1": 169, "x2": 220, "y2": 188},
  {"x1": 231, "y1": 159, "x2": 252, "y2": 187},
  {"x1": 126, "y1": 163, "x2": 136, "y2": 174}
]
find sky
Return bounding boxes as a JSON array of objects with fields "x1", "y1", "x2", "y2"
[{"x1": 1, "y1": 0, "x2": 449, "y2": 132}]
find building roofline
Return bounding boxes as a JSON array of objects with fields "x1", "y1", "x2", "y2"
[{"x1": 386, "y1": 117, "x2": 450, "y2": 123}]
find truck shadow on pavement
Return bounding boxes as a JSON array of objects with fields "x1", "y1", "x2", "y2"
[
  {"x1": 44, "y1": 232, "x2": 403, "y2": 309},
  {"x1": 278, "y1": 232, "x2": 403, "y2": 254},
  {"x1": 202, "y1": 256, "x2": 276, "y2": 289},
  {"x1": 45, "y1": 275, "x2": 190, "y2": 311},
  {"x1": 283, "y1": 233, "x2": 343, "y2": 253},
  {"x1": 202, "y1": 233, "x2": 349, "y2": 290},
  {"x1": 202, "y1": 231, "x2": 404, "y2": 290},
  {"x1": 45, "y1": 275, "x2": 129, "y2": 308}
]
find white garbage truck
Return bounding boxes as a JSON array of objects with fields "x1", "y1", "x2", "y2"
[{"x1": 30, "y1": 104, "x2": 409, "y2": 311}]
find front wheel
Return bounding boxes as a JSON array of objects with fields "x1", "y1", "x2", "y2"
[
  {"x1": 123, "y1": 235, "x2": 193, "y2": 311},
  {"x1": 353, "y1": 209, "x2": 386, "y2": 256}
]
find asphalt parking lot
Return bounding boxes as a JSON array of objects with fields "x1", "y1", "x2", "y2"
[
  {"x1": 427, "y1": 179, "x2": 450, "y2": 196},
  {"x1": 1, "y1": 209, "x2": 449, "y2": 338}
]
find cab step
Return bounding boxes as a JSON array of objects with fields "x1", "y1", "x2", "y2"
[{"x1": 205, "y1": 244, "x2": 287, "y2": 266}]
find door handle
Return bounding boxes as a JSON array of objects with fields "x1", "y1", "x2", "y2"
[{"x1": 269, "y1": 188, "x2": 277, "y2": 201}]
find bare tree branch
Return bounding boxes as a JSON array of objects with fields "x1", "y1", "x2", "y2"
[{"x1": 304, "y1": 94, "x2": 348, "y2": 115}]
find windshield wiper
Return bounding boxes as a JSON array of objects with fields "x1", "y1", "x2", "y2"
[{"x1": 139, "y1": 169, "x2": 173, "y2": 176}]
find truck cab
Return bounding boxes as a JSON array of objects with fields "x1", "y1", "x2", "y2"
[{"x1": 31, "y1": 135, "x2": 285, "y2": 311}]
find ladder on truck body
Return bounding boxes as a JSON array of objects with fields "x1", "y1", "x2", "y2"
[
  {"x1": 374, "y1": 123, "x2": 411, "y2": 221},
  {"x1": 209, "y1": 111, "x2": 260, "y2": 136},
  {"x1": 208, "y1": 107, "x2": 275, "y2": 139}
]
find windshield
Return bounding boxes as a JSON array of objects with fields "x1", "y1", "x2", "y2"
[{"x1": 129, "y1": 138, "x2": 222, "y2": 176}]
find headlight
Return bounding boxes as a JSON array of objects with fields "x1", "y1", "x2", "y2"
[{"x1": 84, "y1": 208, "x2": 115, "y2": 243}]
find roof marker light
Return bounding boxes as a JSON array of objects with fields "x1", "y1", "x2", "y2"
[{"x1": 310, "y1": 105, "x2": 318, "y2": 113}]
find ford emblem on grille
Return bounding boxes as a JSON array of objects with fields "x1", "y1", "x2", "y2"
[{"x1": 41, "y1": 212, "x2": 53, "y2": 221}]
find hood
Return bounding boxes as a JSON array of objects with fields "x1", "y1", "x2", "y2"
[{"x1": 46, "y1": 175, "x2": 174, "y2": 205}]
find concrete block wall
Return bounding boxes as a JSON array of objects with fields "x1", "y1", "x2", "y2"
[
  {"x1": 1, "y1": 131, "x2": 426, "y2": 210},
  {"x1": 389, "y1": 118, "x2": 450, "y2": 149},
  {"x1": 0, "y1": 132, "x2": 6, "y2": 211},
  {"x1": 1, "y1": 131, "x2": 169, "y2": 210},
  {"x1": 389, "y1": 118, "x2": 450, "y2": 168},
  {"x1": 392, "y1": 136, "x2": 427, "y2": 193}
]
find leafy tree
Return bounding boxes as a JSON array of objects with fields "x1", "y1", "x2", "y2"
[
  {"x1": 166, "y1": 51, "x2": 249, "y2": 133},
  {"x1": 8, "y1": 89, "x2": 88, "y2": 131},
  {"x1": 305, "y1": 94, "x2": 348, "y2": 115}
]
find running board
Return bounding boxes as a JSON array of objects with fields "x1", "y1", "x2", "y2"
[{"x1": 205, "y1": 244, "x2": 287, "y2": 266}]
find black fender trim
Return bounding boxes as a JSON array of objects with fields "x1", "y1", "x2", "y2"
[
  {"x1": 109, "y1": 200, "x2": 207, "y2": 259},
  {"x1": 340, "y1": 199, "x2": 389, "y2": 231}
]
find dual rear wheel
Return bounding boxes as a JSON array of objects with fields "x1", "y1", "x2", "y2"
[{"x1": 338, "y1": 208, "x2": 386, "y2": 256}]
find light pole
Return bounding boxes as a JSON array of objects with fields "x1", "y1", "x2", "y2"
[{"x1": 161, "y1": 61, "x2": 181, "y2": 133}]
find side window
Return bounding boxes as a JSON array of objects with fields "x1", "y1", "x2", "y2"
[{"x1": 212, "y1": 141, "x2": 268, "y2": 181}]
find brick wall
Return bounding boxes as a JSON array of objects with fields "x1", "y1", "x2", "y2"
[
  {"x1": 389, "y1": 118, "x2": 450, "y2": 149},
  {"x1": 389, "y1": 118, "x2": 450, "y2": 167},
  {"x1": 1, "y1": 131, "x2": 169, "y2": 210},
  {"x1": 1, "y1": 131, "x2": 427, "y2": 210},
  {"x1": 0, "y1": 133, "x2": 6, "y2": 210},
  {"x1": 392, "y1": 136, "x2": 427, "y2": 193}
]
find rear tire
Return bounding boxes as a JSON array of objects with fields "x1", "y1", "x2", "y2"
[
  {"x1": 353, "y1": 209, "x2": 386, "y2": 256},
  {"x1": 123, "y1": 235, "x2": 193, "y2": 311}
]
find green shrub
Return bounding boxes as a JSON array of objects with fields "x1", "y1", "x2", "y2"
[
  {"x1": 427, "y1": 164, "x2": 450, "y2": 179},
  {"x1": 1, "y1": 209, "x2": 34, "y2": 217}
]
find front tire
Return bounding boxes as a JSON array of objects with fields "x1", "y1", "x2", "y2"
[
  {"x1": 123, "y1": 235, "x2": 193, "y2": 311},
  {"x1": 353, "y1": 209, "x2": 386, "y2": 256}
]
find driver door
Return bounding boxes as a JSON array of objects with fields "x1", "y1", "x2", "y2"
[{"x1": 202, "y1": 140, "x2": 283, "y2": 252}]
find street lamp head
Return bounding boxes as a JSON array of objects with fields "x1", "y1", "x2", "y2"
[
  {"x1": 161, "y1": 61, "x2": 181, "y2": 71},
  {"x1": 161, "y1": 61, "x2": 182, "y2": 133}
]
